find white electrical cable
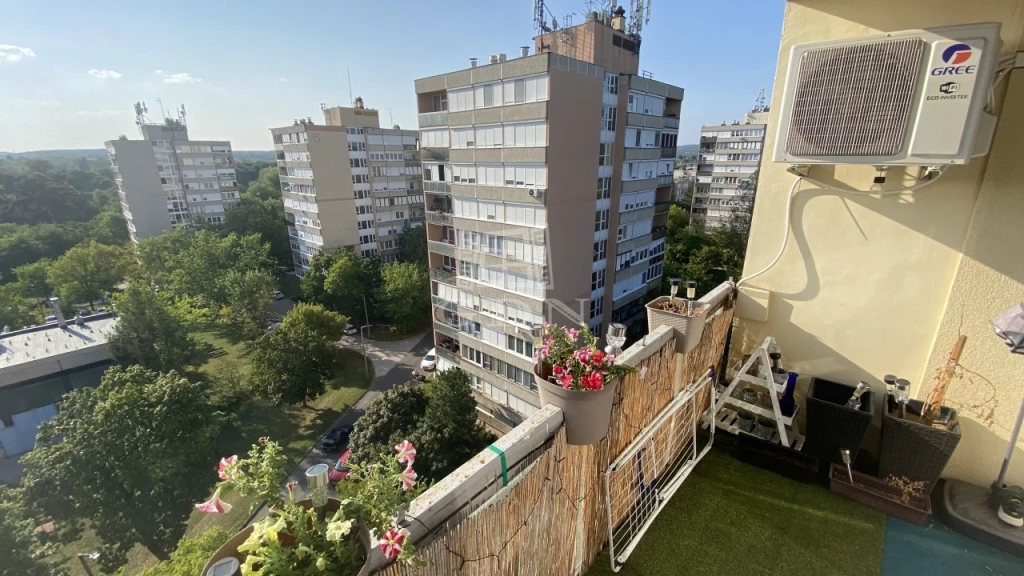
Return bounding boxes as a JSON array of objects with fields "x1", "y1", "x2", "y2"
[{"x1": 735, "y1": 167, "x2": 948, "y2": 289}]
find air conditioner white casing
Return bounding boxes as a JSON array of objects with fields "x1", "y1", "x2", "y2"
[{"x1": 773, "y1": 22, "x2": 1001, "y2": 166}]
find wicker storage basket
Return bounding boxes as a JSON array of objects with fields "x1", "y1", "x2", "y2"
[
  {"x1": 646, "y1": 296, "x2": 709, "y2": 354},
  {"x1": 804, "y1": 378, "x2": 873, "y2": 473},
  {"x1": 879, "y1": 394, "x2": 961, "y2": 495}
]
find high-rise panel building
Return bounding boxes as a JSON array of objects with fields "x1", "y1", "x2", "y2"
[
  {"x1": 105, "y1": 114, "x2": 239, "y2": 242},
  {"x1": 415, "y1": 13, "x2": 682, "y2": 434},
  {"x1": 270, "y1": 100, "x2": 423, "y2": 274},
  {"x1": 689, "y1": 110, "x2": 768, "y2": 227}
]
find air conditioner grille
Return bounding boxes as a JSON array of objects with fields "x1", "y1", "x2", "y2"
[{"x1": 786, "y1": 38, "x2": 925, "y2": 157}]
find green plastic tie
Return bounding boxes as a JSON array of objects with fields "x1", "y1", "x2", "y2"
[{"x1": 487, "y1": 444, "x2": 508, "y2": 487}]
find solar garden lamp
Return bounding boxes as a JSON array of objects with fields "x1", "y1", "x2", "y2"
[
  {"x1": 306, "y1": 463, "x2": 330, "y2": 521},
  {"x1": 894, "y1": 378, "x2": 911, "y2": 420},
  {"x1": 606, "y1": 322, "x2": 627, "y2": 356},
  {"x1": 686, "y1": 280, "x2": 697, "y2": 315},
  {"x1": 840, "y1": 449, "x2": 854, "y2": 484},
  {"x1": 669, "y1": 278, "x2": 681, "y2": 302},
  {"x1": 530, "y1": 322, "x2": 546, "y2": 350},
  {"x1": 883, "y1": 374, "x2": 897, "y2": 396}
]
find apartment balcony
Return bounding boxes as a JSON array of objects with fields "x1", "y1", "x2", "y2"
[
  {"x1": 657, "y1": 174, "x2": 674, "y2": 188},
  {"x1": 433, "y1": 320, "x2": 459, "y2": 340},
  {"x1": 431, "y1": 295, "x2": 457, "y2": 312},
  {"x1": 420, "y1": 148, "x2": 450, "y2": 162},
  {"x1": 426, "y1": 211, "x2": 453, "y2": 225},
  {"x1": 418, "y1": 111, "x2": 448, "y2": 128},
  {"x1": 651, "y1": 226, "x2": 668, "y2": 240},
  {"x1": 661, "y1": 146, "x2": 676, "y2": 159},
  {"x1": 427, "y1": 239, "x2": 455, "y2": 257},
  {"x1": 429, "y1": 267, "x2": 456, "y2": 285},
  {"x1": 654, "y1": 202, "x2": 671, "y2": 216},
  {"x1": 423, "y1": 181, "x2": 451, "y2": 195},
  {"x1": 664, "y1": 116, "x2": 680, "y2": 129},
  {"x1": 434, "y1": 345, "x2": 460, "y2": 366}
]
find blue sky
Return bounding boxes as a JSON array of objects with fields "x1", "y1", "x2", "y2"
[{"x1": 0, "y1": 1, "x2": 784, "y2": 151}]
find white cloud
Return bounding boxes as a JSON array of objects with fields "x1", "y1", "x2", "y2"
[
  {"x1": 88, "y1": 68, "x2": 122, "y2": 80},
  {"x1": 157, "y1": 71, "x2": 201, "y2": 84},
  {"x1": 0, "y1": 44, "x2": 36, "y2": 62},
  {"x1": 279, "y1": 78, "x2": 287, "y2": 82}
]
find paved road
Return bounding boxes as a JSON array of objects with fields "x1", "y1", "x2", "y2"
[{"x1": 247, "y1": 330, "x2": 433, "y2": 523}]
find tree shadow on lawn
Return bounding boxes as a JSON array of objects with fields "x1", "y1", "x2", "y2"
[{"x1": 213, "y1": 399, "x2": 342, "y2": 464}]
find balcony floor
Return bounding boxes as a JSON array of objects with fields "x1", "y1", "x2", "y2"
[{"x1": 588, "y1": 443, "x2": 1024, "y2": 576}]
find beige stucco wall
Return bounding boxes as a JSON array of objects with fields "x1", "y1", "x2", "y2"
[{"x1": 732, "y1": 0, "x2": 1024, "y2": 486}]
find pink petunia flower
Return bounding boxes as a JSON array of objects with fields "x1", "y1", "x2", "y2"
[
  {"x1": 195, "y1": 487, "x2": 232, "y2": 514},
  {"x1": 217, "y1": 455, "x2": 238, "y2": 481},
  {"x1": 400, "y1": 465, "x2": 418, "y2": 491},
  {"x1": 552, "y1": 365, "x2": 565, "y2": 377},
  {"x1": 558, "y1": 373, "x2": 573, "y2": 389},
  {"x1": 394, "y1": 440, "x2": 416, "y2": 465},
  {"x1": 380, "y1": 528, "x2": 409, "y2": 559},
  {"x1": 566, "y1": 328, "x2": 579, "y2": 341}
]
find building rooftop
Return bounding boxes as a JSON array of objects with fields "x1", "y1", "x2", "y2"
[{"x1": 0, "y1": 313, "x2": 118, "y2": 387}]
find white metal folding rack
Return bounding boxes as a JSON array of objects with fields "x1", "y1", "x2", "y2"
[{"x1": 712, "y1": 336, "x2": 805, "y2": 449}]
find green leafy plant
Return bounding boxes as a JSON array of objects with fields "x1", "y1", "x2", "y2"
[{"x1": 536, "y1": 324, "x2": 635, "y2": 391}]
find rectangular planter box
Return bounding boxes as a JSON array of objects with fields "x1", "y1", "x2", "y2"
[
  {"x1": 737, "y1": 431, "x2": 819, "y2": 484},
  {"x1": 879, "y1": 395, "x2": 961, "y2": 495},
  {"x1": 829, "y1": 464, "x2": 931, "y2": 525},
  {"x1": 646, "y1": 296, "x2": 709, "y2": 354},
  {"x1": 804, "y1": 378, "x2": 873, "y2": 473}
]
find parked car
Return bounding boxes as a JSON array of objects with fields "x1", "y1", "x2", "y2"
[
  {"x1": 263, "y1": 321, "x2": 282, "y2": 334},
  {"x1": 420, "y1": 348, "x2": 438, "y2": 371},
  {"x1": 329, "y1": 450, "x2": 351, "y2": 484},
  {"x1": 322, "y1": 424, "x2": 353, "y2": 451},
  {"x1": 271, "y1": 290, "x2": 285, "y2": 300},
  {"x1": 343, "y1": 323, "x2": 358, "y2": 336}
]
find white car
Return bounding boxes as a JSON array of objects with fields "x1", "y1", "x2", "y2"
[
  {"x1": 271, "y1": 290, "x2": 285, "y2": 300},
  {"x1": 344, "y1": 324, "x2": 359, "y2": 336},
  {"x1": 420, "y1": 348, "x2": 438, "y2": 371}
]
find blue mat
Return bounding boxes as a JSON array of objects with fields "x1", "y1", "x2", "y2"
[{"x1": 881, "y1": 516, "x2": 1024, "y2": 576}]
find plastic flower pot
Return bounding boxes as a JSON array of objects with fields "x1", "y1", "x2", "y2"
[
  {"x1": 741, "y1": 388, "x2": 760, "y2": 406},
  {"x1": 879, "y1": 394, "x2": 961, "y2": 495},
  {"x1": 646, "y1": 296, "x2": 709, "y2": 354},
  {"x1": 736, "y1": 412, "x2": 755, "y2": 433},
  {"x1": 202, "y1": 498, "x2": 378, "y2": 576},
  {"x1": 804, "y1": 377, "x2": 873, "y2": 478},
  {"x1": 755, "y1": 417, "x2": 776, "y2": 441},
  {"x1": 829, "y1": 464, "x2": 932, "y2": 525},
  {"x1": 535, "y1": 364, "x2": 619, "y2": 446}
]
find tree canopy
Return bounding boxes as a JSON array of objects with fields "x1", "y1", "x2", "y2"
[
  {"x1": 47, "y1": 240, "x2": 130, "y2": 307},
  {"x1": 378, "y1": 261, "x2": 429, "y2": 332},
  {"x1": 223, "y1": 166, "x2": 290, "y2": 267},
  {"x1": 348, "y1": 370, "x2": 495, "y2": 482},
  {"x1": 397, "y1": 224, "x2": 428, "y2": 267},
  {"x1": 0, "y1": 486, "x2": 57, "y2": 576},
  {"x1": 280, "y1": 302, "x2": 349, "y2": 341},
  {"x1": 20, "y1": 366, "x2": 220, "y2": 569},
  {"x1": 107, "y1": 284, "x2": 206, "y2": 373},
  {"x1": 217, "y1": 268, "x2": 275, "y2": 338},
  {"x1": 321, "y1": 248, "x2": 380, "y2": 321},
  {"x1": 249, "y1": 323, "x2": 338, "y2": 406}
]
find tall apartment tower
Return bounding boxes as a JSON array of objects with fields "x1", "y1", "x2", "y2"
[
  {"x1": 105, "y1": 114, "x2": 239, "y2": 242},
  {"x1": 270, "y1": 100, "x2": 423, "y2": 274},
  {"x1": 689, "y1": 110, "x2": 768, "y2": 227},
  {"x1": 415, "y1": 13, "x2": 682, "y2": 434}
]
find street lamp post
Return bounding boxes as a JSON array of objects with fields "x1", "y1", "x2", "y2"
[{"x1": 77, "y1": 552, "x2": 100, "y2": 576}]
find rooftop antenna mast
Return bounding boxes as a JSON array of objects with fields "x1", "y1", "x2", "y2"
[
  {"x1": 178, "y1": 103, "x2": 187, "y2": 126},
  {"x1": 156, "y1": 98, "x2": 167, "y2": 122},
  {"x1": 133, "y1": 101, "x2": 150, "y2": 127},
  {"x1": 627, "y1": 0, "x2": 652, "y2": 43},
  {"x1": 532, "y1": 0, "x2": 553, "y2": 32},
  {"x1": 752, "y1": 88, "x2": 767, "y2": 113},
  {"x1": 347, "y1": 64, "x2": 354, "y2": 107}
]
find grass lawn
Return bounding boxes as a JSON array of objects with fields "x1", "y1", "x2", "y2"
[
  {"x1": 49, "y1": 328, "x2": 374, "y2": 576},
  {"x1": 587, "y1": 446, "x2": 886, "y2": 576},
  {"x1": 366, "y1": 322, "x2": 427, "y2": 342}
]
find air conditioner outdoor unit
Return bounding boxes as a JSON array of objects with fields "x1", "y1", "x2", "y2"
[
  {"x1": 528, "y1": 188, "x2": 542, "y2": 198},
  {"x1": 773, "y1": 22, "x2": 1001, "y2": 166}
]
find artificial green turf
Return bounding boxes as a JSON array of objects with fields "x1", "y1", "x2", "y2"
[{"x1": 588, "y1": 447, "x2": 886, "y2": 576}]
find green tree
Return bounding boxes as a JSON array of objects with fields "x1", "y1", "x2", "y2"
[
  {"x1": 300, "y1": 251, "x2": 337, "y2": 305},
  {"x1": 136, "y1": 527, "x2": 232, "y2": 576},
  {"x1": 378, "y1": 262, "x2": 429, "y2": 332},
  {"x1": 0, "y1": 171, "x2": 95, "y2": 225},
  {"x1": 234, "y1": 161, "x2": 276, "y2": 192},
  {"x1": 107, "y1": 284, "x2": 206, "y2": 373},
  {"x1": 281, "y1": 302, "x2": 348, "y2": 341},
  {"x1": 412, "y1": 369, "x2": 495, "y2": 481},
  {"x1": 0, "y1": 284, "x2": 36, "y2": 329},
  {"x1": 20, "y1": 366, "x2": 219, "y2": 569},
  {"x1": 239, "y1": 166, "x2": 280, "y2": 200},
  {"x1": 249, "y1": 324, "x2": 337, "y2": 406},
  {"x1": 0, "y1": 486, "x2": 58, "y2": 576},
  {"x1": 218, "y1": 268, "x2": 275, "y2": 338},
  {"x1": 12, "y1": 258, "x2": 52, "y2": 300},
  {"x1": 48, "y1": 240, "x2": 128, "y2": 308},
  {"x1": 323, "y1": 248, "x2": 379, "y2": 320},
  {"x1": 397, "y1": 224, "x2": 428, "y2": 267},
  {"x1": 348, "y1": 384, "x2": 429, "y2": 466},
  {"x1": 222, "y1": 194, "x2": 291, "y2": 267}
]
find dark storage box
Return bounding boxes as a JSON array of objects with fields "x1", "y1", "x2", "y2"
[
  {"x1": 829, "y1": 465, "x2": 931, "y2": 525},
  {"x1": 879, "y1": 394, "x2": 960, "y2": 494},
  {"x1": 804, "y1": 378, "x2": 873, "y2": 473},
  {"x1": 737, "y1": 432, "x2": 819, "y2": 484}
]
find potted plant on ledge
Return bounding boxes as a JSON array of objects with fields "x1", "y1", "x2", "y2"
[
  {"x1": 646, "y1": 279, "x2": 709, "y2": 353},
  {"x1": 200, "y1": 438, "x2": 423, "y2": 576},
  {"x1": 532, "y1": 323, "x2": 635, "y2": 445}
]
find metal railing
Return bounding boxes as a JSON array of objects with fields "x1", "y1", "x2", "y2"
[
  {"x1": 430, "y1": 267, "x2": 456, "y2": 285},
  {"x1": 428, "y1": 240, "x2": 455, "y2": 257},
  {"x1": 664, "y1": 117, "x2": 680, "y2": 129},
  {"x1": 651, "y1": 226, "x2": 668, "y2": 240},
  {"x1": 432, "y1": 295, "x2": 457, "y2": 312},
  {"x1": 435, "y1": 346, "x2": 461, "y2": 366},
  {"x1": 654, "y1": 202, "x2": 671, "y2": 215},
  {"x1": 433, "y1": 321, "x2": 460, "y2": 340},
  {"x1": 657, "y1": 174, "x2": 673, "y2": 188}
]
